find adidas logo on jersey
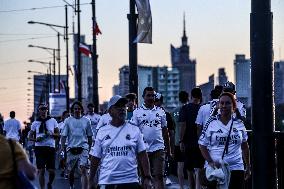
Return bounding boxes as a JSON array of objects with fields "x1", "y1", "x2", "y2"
[
  {"x1": 217, "y1": 129, "x2": 223, "y2": 133},
  {"x1": 105, "y1": 135, "x2": 111, "y2": 140}
]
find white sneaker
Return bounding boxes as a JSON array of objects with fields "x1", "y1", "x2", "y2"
[{"x1": 165, "y1": 177, "x2": 172, "y2": 185}]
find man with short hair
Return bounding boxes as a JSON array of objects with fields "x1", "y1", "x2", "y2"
[
  {"x1": 29, "y1": 104, "x2": 59, "y2": 189},
  {"x1": 195, "y1": 87, "x2": 223, "y2": 136},
  {"x1": 125, "y1": 93, "x2": 137, "y2": 120},
  {"x1": 89, "y1": 95, "x2": 152, "y2": 189},
  {"x1": 179, "y1": 88, "x2": 203, "y2": 189},
  {"x1": 4, "y1": 111, "x2": 21, "y2": 142},
  {"x1": 61, "y1": 101, "x2": 93, "y2": 189},
  {"x1": 130, "y1": 87, "x2": 171, "y2": 189},
  {"x1": 172, "y1": 91, "x2": 189, "y2": 189},
  {"x1": 85, "y1": 103, "x2": 101, "y2": 140}
]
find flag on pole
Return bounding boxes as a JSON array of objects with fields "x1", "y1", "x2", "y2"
[
  {"x1": 93, "y1": 21, "x2": 102, "y2": 35},
  {"x1": 79, "y1": 43, "x2": 91, "y2": 56},
  {"x1": 134, "y1": 0, "x2": 152, "y2": 44}
]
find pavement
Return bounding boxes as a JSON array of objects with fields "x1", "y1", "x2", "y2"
[
  {"x1": 32, "y1": 169, "x2": 188, "y2": 189},
  {"x1": 30, "y1": 151, "x2": 189, "y2": 189}
]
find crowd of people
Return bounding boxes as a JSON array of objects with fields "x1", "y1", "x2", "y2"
[{"x1": 0, "y1": 81, "x2": 251, "y2": 189}]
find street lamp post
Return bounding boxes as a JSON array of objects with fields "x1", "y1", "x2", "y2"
[
  {"x1": 251, "y1": 0, "x2": 275, "y2": 188},
  {"x1": 28, "y1": 44, "x2": 57, "y2": 92},
  {"x1": 92, "y1": 0, "x2": 99, "y2": 112},
  {"x1": 128, "y1": 0, "x2": 138, "y2": 95},
  {"x1": 76, "y1": 0, "x2": 82, "y2": 102},
  {"x1": 28, "y1": 17, "x2": 70, "y2": 110},
  {"x1": 28, "y1": 70, "x2": 50, "y2": 109},
  {"x1": 28, "y1": 59, "x2": 54, "y2": 93}
]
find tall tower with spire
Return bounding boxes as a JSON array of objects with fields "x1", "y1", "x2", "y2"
[{"x1": 171, "y1": 14, "x2": 196, "y2": 93}]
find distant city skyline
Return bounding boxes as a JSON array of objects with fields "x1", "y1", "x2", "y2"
[{"x1": 0, "y1": 0, "x2": 283, "y2": 122}]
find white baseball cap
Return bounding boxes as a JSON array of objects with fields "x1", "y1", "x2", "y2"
[{"x1": 107, "y1": 95, "x2": 128, "y2": 110}]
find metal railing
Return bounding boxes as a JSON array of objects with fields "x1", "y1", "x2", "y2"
[{"x1": 245, "y1": 131, "x2": 284, "y2": 189}]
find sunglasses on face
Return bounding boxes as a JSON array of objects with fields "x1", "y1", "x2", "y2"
[{"x1": 39, "y1": 107, "x2": 48, "y2": 111}]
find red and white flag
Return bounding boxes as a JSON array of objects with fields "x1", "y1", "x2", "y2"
[
  {"x1": 93, "y1": 21, "x2": 102, "y2": 36},
  {"x1": 79, "y1": 43, "x2": 91, "y2": 56}
]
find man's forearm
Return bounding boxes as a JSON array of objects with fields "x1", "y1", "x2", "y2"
[
  {"x1": 89, "y1": 156, "x2": 100, "y2": 183},
  {"x1": 138, "y1": 151, "x2": 151, "y2": 177},
  {"x1": 162, "y1": 128, "x2": 171, "y2": 154}
]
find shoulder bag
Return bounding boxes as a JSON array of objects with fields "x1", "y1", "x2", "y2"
[{"x1": 200, "y1": 119, "x2": 234, "y2": 187}]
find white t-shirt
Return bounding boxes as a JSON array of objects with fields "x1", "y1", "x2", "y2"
[
  {"x1": 130, "y1": 104, "x2": 167, "y2": 152},
  {"x1": 31, "y1": 118, "x2": 58, "y2": 148},
  {"x1": 4, "y1": 118, "x2": 21, "y2": 141},
  {"x1": 58, "y1": 121, "x2": 65, "y2": 134},
  {"x1": 89, "y1": 122, "x2": 146, "y2": 185},
  {"x1": 62, "y1": 116, "x2": 93, "y2": 150},
  {"x1": 195, "y1": 99, "x2": 219, "y2": 127},
  {"x1": 198, "y1": 116, "x2": 248, "y2": 171},
  {"x1": 96, "y1": 113, "x2": 111, "y2": 130},
  {"x1": 84, "y1": 113, "x2": 101, "y2": 139},
  {"x1": 236, "y1": 100, "x2": 246, "y2": 118}
]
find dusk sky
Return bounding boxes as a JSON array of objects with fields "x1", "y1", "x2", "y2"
[{"x1": 0, "y1": 0, "x2": 283, "y2": 123}]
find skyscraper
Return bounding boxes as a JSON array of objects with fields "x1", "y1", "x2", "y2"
[
  {"x1": 115, "y1": 65, "x2": 180, "y2": 108},
  {"x1": 218, "y1": 68, "x2": 228, "y2": 86},
  {"x1": 171, "y1": 15, "x2": 196, "y2": 93},
  {"x1": 198, "y1": 74, "x2": 214, "y2": 103},
  {"x1": 234, "y1": 54, "x2": 251, "y2": 107},
  {"x1": 73, "y1": 34, "x2": 93, "y2": 104},
  {"x1": 274, "y1": 61, "x2": 284, "y2": 105}
]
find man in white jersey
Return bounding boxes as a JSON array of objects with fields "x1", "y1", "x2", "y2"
[
  {"x1": 84, "y1": 103, "x2": 101, "y2": 140},
  {"x1": 58, "y1": 110, "x2": 70, "y2": 178},
  {"x1": 130, "y1": 87, "x2": 171, "y2": 189},
  {"x1": 195, "y1": 87, "x2": 223, "y2": 135},
  {"x1": 28, "y1": 104, "x2": 59, "y2": 189},
  {"x1": 61, "y1": 101, "x2": 93, "y2": 189},
  {"x1": 88, "y1": 95, "x2": 152, "y2": 189},
  {"x1": 223, "y1": 81, "x2": 246, "y2": 121},
  {"x1": 125, "y1": 93, "x2": 137, "y2": 120},
  {"x1": 4, "y1": 111, "x2": 21, "y2": 142}
]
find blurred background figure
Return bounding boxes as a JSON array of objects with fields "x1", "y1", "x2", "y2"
[
  {"x1": 172, "y1": 91, "x2": 189, "y2": 189},
  {"x1": 3, "y1": 111, "x2": 22, "y2": 143},
  {"x1": 0, "y1": 135, "x2": 37, "y2": 189},
  {"x1": 125, "y1": 93, "x2": 137, "y2": 120}
]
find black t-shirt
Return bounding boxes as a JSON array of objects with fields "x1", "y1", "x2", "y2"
[
  {"x1": 179, "y1": 103, "x2": 201, "y2": 147},
  {"x1": 165, "y1": 111, "x2": 175, "y2": 131}
]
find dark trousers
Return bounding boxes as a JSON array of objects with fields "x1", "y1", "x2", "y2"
[{"x1": 99, "y1": 182, "x2": 141, "y2": 189}]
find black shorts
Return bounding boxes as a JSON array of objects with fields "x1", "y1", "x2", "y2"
[
  {"x1": 184, "y1": 146, "x2": 205, "y2": 171},
  {"x1": 174, "y1": 145, "x2": 185, "y2": 162},
  {"x1": 34, "y1": 146, "x2": 56, "y2": 170}
]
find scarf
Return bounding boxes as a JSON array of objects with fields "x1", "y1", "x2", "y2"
[{"x1": 37, "y1": 116, "x2": 51, "y2": 134}]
